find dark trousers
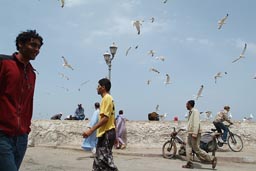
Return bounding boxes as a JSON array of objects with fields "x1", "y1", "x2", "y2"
[{"x1": 93, "y1": 129, "x2": 118, "y2": 171}]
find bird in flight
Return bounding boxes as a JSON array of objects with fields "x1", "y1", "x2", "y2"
[
  {"x1": 195, "y1": 85, "x2": 204, "y2": 100},
  {"x1": 61, "y1": 56, "x2": 74, "y2": 70},
  {"x1": 253, "y1": 74, "x2": 256, "y2": 79},
  {"x1": 133, "y1": 20, "x2": 143, "y2": 35},
  {"x1": 150, "y1": 17, "x2": 155, "y2": 23},
  {"x1": 163, "y1": 0, "x2": 168, "y2": 3},
  {"x1": 155, "y1": 104, "x2": 160, "y2": 112},
  {"x1": 150, "y1": 67, "x2": 160, "y2": 74},
  {"x1": 146, "y1": 80, "x2": 151, "y2": 85},
  {"x1": 164, "y1": 74, "x2": 171, "y2": 84},
  {"x1": 214, "y1": 72, "x2": 227, "y2": 83},
  {"x1": 58, "y1": 72, "x2": 69, "y2": 80},
  {"x1": 148, "y1": 50, "x2": 156, "y2": 57},
  {"x1": 232, "y1": 43, "x2": 247, "y2": 63},
  {"x1": 125, "y1": 46, "x2": 132, "y2": 56},
  {"x1": 155, "y1": 56, "x2": 165, "y2": 61},
  {"x1": 218, "y1": 13, "x2": 229, "y2": 29},
  {"x1": 58, "y1": 0, "x2": 65, "y2": 8}
]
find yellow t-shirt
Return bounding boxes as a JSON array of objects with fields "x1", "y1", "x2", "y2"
[{"x1": 97, "y1": 93, "x2": 116, "y2": 137}]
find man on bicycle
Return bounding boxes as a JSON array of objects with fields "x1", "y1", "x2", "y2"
[{"x1": 213, "y1": 106, "x2": 233, "y2": 143}]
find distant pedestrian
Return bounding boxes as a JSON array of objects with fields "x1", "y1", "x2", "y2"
[
  {"x1": 82, "y1": 78, "x2": 118, "y2": 171},
  {"x1": 82, "y1": 102, "x2": 100, "y2": 154},
  {"x1": 115, "y1": 110, "x2": 127, "y2": 149},
  {"x1": 0, "y1": 30, "x2": 43, "y2": 171},
  {"x1": 182, "y1": 100, "x2": 217, "y2": 169}
]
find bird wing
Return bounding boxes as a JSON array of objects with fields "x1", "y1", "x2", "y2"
[
  {"x1": 241, "y1": 43, "x2": 247, "y2": 56},
  {"x1": 126, "y1": 46, "x2": 132, "y2": 56},
  {"x1": 62, "y1": 56, "x2": 68, "y2": 65},
  {"x1": 232, "y1": 57, "x2": 241, "y2": 63},
  {"x1": 196, "y1": 85, "x2": 204, "y2": 99}
]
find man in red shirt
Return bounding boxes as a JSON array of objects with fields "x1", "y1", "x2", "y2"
[{"x1": 0, "y1": 30, "x2": 43, "y2": 171}]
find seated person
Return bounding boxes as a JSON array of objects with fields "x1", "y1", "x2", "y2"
[
  {"x1": 51, "y1": 113, "x2": 62, "y2": 120},
  {"x1": 73, "y1": 104, "x2": 85, "y2": 120}
]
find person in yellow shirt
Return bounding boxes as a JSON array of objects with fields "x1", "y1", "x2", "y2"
[{"x1": 82, "y1": 78, "x2": 118, "y2": 171}]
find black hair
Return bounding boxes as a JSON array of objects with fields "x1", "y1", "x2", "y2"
[
  {"x1": 95, "y1": 102, "x2": 100, "y2": 109},
  {"x1": 119, "y1": 110, "x2": 123, "y2": 114},
  {"x1": 16, "y1": 30, "x2": 43, "y2": 50},
  {"x1": 98, "y1": 78, "x2": 111, "y2": 92},
  {"x1": 187, "y1": 100, "x2": 195, "y2": 107}
]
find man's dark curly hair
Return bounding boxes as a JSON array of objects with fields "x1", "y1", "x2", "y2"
[
  {"x1": 15, "y1": 30, "x2": 43, "y2": 50},
  {"x1": 98, "y1": 78, "x2": 111, "y2": 92}
]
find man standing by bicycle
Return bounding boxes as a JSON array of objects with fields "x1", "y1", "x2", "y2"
[
  {"x1": 182, "y1": 100, "x2": 217, "y2": 169},
  {"x1": 213, "y1": 106, "x2": 233, "y2": 143}
]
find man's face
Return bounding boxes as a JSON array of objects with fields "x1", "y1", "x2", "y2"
[
  {"x1": 18, "y1": 38, "x2": 42, "y2": 61},
  {"x1": 186, "y1": 102, "x2": 191, "y2": 110},
  {"x1": 97, "y1": 84, "x2": 103, "y2": 95}
]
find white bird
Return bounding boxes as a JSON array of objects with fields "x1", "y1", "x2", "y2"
[
  {"x1": 78, "y1": 80, "x2": 90, "y2": 91},
  {"x1": 146, "y1": 80, "x2": 151, "y2": 85},
  {"x1": 205, "y1": 111, "x2": 212, "y2": 120},
  {"x1": 133, "y1": 20, "x2": 142, "y2": 35},
  {"x1": 150, "y1": 67, "x2": 160, "y2": 74},
  {"x1": 58, "y1": 0, "x2": 65, "y2": 8},
  {"x1": 232, "y1": 43, "x2": 247, "y2": 63},
  {"x1": 58, "y1": 72, "x2": 69, "y2": 80},
  {"x1": 148, "y1": 50, "x2": 156, "y2": 57},
  {"x1": 253, "y1": 74, "x2": 256, "y2": 79},
  {"x1": 195, "y1": 85, "x2": 204, "y2": 100},
  {"x1": 218, "y1": 13, "x2": 229, "y2": 29},
  {"x1": 214, "y1": 72, "x2": 227, "y2": 83},
  {"x1": 61, "y1": 56, "x2": 74, "y2": 70},
  {"x1": 125, "y1": 46, "x2": 132, "y2": 56},
  {"x1": 150, "y1": 17, "x2": 155, "y2": 23},
  {"x1": 164, "y1": 74, "x2": 171, "y2": 84},
  {"x1": 155, "y1": 104, "x2": 160, "y2": 112},
  {"x1": 155, "y1": 56, "x2": 165, "y2": 61},
  {"x1": 163, "y1": 0, "x2": 168, "y2": 3},
  {"x1": 159, "y1": 113, "x2": 168, "y2": 121}
]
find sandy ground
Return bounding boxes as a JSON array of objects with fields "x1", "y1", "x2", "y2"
[{"x1": 20, "y1": 146, "x2": 256, "y2": 171}]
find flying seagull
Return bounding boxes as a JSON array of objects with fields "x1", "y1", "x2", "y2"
[
  {"x1": 58, "y1": 0, "x2": 65, "y2": 8},
  {"x1": 61, "y1": 56, "x2": 74, "y2": 70},
  {"x1": 232, "y1": 43, "x2": 247, "y2": 63},
  {"x1": 218, "y1": 13, "x2": 229, "y2": 29},
  {"x1": 148, "y1": 50, "x2": 156, "y2": 57},
  {"x1": 164, "y1": 74, "x2": 171, "y2": 84},
  {"x1": 163, "y1": 0, "x2": 168, "y2": 3},
  {"x1": 133, "y1": 20, "x2": 142, "y2": 35},
  {"x1": 58, "y1": 72, "x2": 69, "y2": 80},
  {"x1": 155, "y1": 56, "x2": 165, "y2": 61},
  {"x1": 150, "y1": 67, "x2": 160, "y2": 74},
  {"x1": 146, "y1": 80, "x2": 151, "y2": 85},
  {"x1": 159, "y1": 113, "x2": 168, "y2": 121},
  {"x1": 150, "y1": 17, "x2": 155, "y2": 23},
  {"x1": 214, "y1": 72, "x2": 227, "y2": 83},
  {"x1": 78, "y1": 80, "x2": 90, "y2": 91},
  {"x1": 135, "y1": 45, "x2": 139, "y2": 49},
  {"x1": 125, "y1": 46, "x2": 132, "y2": 56},
  {"x1": 195, "y1": 85, "x2": 204, "y2": 100},
  {"x1": 253, "y1": 74, "x2": 256, "y2": 79},
  {"x1": 155, "y1": 104, "x2": 160, "y2": 112}
]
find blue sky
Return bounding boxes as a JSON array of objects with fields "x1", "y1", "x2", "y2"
[{"x1": 0, "y1": 0, "x2": 255, "y2": 121}]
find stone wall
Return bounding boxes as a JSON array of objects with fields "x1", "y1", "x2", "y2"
[{"x1": 29, "y1": 120, "x2": 256, "y2": 149}]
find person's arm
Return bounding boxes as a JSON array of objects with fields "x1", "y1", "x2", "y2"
[{"x1": 82, "y1": 115, "x2": 108, "y2": 138}]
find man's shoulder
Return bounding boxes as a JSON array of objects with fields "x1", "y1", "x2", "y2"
[{"x1": 0, "y1": 54, "x2": 14, "y2": 61}]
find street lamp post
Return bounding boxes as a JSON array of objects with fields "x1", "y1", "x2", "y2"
[{"x1": 103, "y1": 42, "x2": 118, "y2": 81}]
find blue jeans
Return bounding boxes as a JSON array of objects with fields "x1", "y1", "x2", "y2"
[
  {"x1": 0, "y1": 131, "x2": 28, "y2": 171},
  {"x1": 213, "y1": 122, "x2": 229, "y2": 141}
]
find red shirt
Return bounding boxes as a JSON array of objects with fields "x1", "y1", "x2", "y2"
[{"x1": 0, "y1": 53, "x2": 36, "y2": 136}]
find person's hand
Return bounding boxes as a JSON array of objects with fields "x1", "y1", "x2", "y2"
[{"x1": 82, "y1": 129, "x2": 93, "y2": 138}]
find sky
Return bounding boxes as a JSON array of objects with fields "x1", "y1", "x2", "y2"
[{"x1": 0, "y1": 0, "x2": 256, "y2": 121}]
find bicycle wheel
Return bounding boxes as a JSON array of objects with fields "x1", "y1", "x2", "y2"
[
  {"x1": 227, "y1": 134, "x2": 243, "y2": 152},
  {"x1": 162, "y1": 140, "x2": 177, "y2": 159}
]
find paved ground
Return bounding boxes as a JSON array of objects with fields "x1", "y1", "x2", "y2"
[{"x1": 20, "y1": 146, "x2": 256, "y2": 171}]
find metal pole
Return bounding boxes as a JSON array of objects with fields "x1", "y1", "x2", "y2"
[{"x1": 108, "y1": 62, "x2": 112, "y2": 81}]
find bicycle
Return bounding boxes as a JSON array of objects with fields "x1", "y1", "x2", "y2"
[
  {"x1": 211, "y1": 124, "x2": 243, "y2": 152},
  {"x1": 162, "y1": 127, "x2": 218, "y2": 159},
  {"x1": 162, "y1": 127, "x2": 187, "y2": 159}
]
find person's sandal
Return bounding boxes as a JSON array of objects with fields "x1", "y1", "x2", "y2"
[
  {"x1": 182, "y1": 162, "x2": 193, "y2": 169},
  {"x1": 212, "y1": 157, "x2": 217, "y2": 169}
]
